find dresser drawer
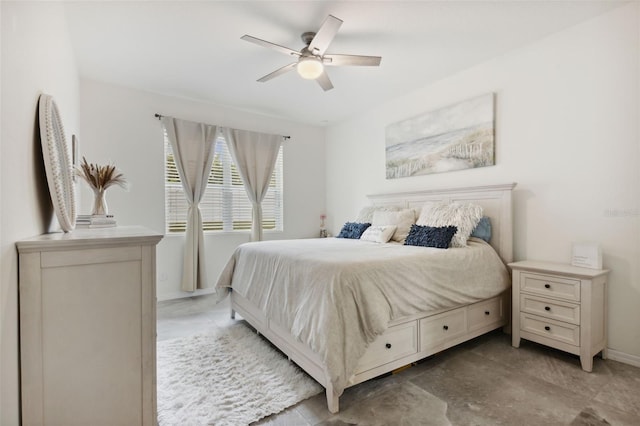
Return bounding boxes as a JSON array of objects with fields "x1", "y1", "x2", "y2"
[
  {"x1": 520, "y1": 272, "x2": 580, "y2": 302},
  {"x1": 520, "y1": 294, "x2": 580, "y2": 325},
  {"x1": 520, "y1": 313, "x2": 580, "y2": 346},
  {"x1": 420, "y1": 308, "x2": 467, "y2": 352},
  {"x1": 468, "y1": 296, "x2": 504, "y2": 332},
  {"x1": 356, "y1": 320, "x2": 418, "y2": 374}
]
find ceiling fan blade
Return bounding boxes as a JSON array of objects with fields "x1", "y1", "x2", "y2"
[
  {"x1": 308, "y1": 15, "x2": 343, "y2": 56},
  {"x1": 323, "y1": 54, "x2": 382, "y2": 67},
  {"x1": 257, "y1": 62, "x2": 297, "y2": 82},
  {"x1": 316, "y1": 71, "x2": 334, "y2": 91},
  {"x1": 241, "y1": 35, "x2": 300, "y2": 57}
]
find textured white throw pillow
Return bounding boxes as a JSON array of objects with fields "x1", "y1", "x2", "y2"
[
  {"x1": 355, "y1": 205, "x2": 401, "y2": 223},
  {"x1": 360, "y1": 225, "x2": 398, "y2": 243},
  {"x1": 372, "y1": 208, "x2": 416, "y2": 243},
  {"x1": 417, "y1": 202, "x2": 483, "y2": 247}
]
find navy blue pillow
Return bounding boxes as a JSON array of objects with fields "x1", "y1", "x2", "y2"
[
  {"x1": 404, "y1": 224, "x2": 458, "y2": 249},
  {"x1": 470, "y1": 216, "x2": 491, "y2": 242},
  {"x1": 337, "y1": 222, "x2": 371, "y2": 239}
]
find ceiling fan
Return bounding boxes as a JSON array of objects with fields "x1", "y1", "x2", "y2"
[{"x1": 241, "y1": 15, "x2": 382, "y2": 91}]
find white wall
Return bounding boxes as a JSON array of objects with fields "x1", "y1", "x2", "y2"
[
  {"x1": 326, "y1": 4, "x2": 640, "y2": 360},
  {"x1": 0, "y1": 2, "x2": 79, "y2": 424},
  {"x1": 0, "y1": 5, "x2": 636, "y2": 423},
  {"x1": 78, "y1": 80, "x2": 326, "y2": 300}
]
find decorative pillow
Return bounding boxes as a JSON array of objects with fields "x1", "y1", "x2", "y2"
[
  {"x1": 404, "y1": 225, "x2": 458, "y2": 249},
  {"x1": 360, "y1": 225, "x2": 398, "y2": 243},
  {"x1": 356, "y1": 205, "x2": 401, "y2": 223},
  {"x1": 337, "y1": 222, "x2": 371, "y2": 239},
  {"x1": 372, "y1": 208, "x2": 416, "y2": 243},
  {"x1": 470, "y1": 216, "x2": 492, "y2": 242},
  {"x1": 417, "y1": 202, "x2": 483, "y2": 247}
]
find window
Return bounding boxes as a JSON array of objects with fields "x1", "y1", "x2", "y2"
[{"x1": 164, "y1": 133, "x2": 283, "y2": 233}]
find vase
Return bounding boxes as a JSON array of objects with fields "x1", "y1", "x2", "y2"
[
  {"x1": 92, "y1": 188, "x2": 108, "y2": 216},
  {"x1": 319, "y1": 215, "x2": 327, "y2": 238}
]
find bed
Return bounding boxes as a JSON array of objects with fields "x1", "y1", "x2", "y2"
[{"x1": 216, "y1": 183, "x2": 516, "y2": 413}]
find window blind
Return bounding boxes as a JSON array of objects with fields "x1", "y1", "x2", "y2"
[{"x1": 164, "y1": 133, "x2": 283, "y2": 233}]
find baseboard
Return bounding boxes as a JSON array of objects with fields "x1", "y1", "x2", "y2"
[
  {"x1": 607, "y1": 348, "x2": 640, "y2": 368},
  {"x1": 157, "y1": 287, "x2": 217, "y2": 302}
]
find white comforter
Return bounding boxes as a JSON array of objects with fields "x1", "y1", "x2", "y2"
[{"x1": 216, "y1": 237, "x2": 509, "y2": 395}]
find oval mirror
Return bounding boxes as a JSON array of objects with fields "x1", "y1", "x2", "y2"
[{"x1": 39, "y1": 94, "x2": 76, "y2": 232}]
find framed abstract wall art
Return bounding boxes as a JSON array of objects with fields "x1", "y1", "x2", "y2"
[{"x1": 385, "y1": 93, "x2": 495, "y2": 179}]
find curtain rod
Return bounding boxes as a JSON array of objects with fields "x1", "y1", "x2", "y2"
[{"x1": 155, "y1": 113, "x2": 290, "y2": 140}]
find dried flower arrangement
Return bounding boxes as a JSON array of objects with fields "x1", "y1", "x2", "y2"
[
  {"x1": 76, "y1": 157, "x2": 128, "y2": 215},
  {"x1": 76, "y1": 157, "x2": 128, "y2": 191}
]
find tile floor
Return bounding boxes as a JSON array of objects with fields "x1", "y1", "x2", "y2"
[{"x1": 157, "y1": 294, "x2": 640, "y2": 425}]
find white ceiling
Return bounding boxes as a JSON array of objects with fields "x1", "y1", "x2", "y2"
[{"x1": 63, "y1": 1, "x2": 624, "y2": 126}]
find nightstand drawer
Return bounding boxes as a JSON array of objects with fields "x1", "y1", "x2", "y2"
[
  {"x1": 520, "y1": 272, "x2": 580, "y2": 302},
  {"x1": 468, "y1": 296, "x2": 503, "y2": 332},
  {"x1": 420, "y1": 308, "x2": 467, "y2": 351},
  {"x1": 520, "y1": 313, "x2": 580, "y2": 346},
  {"x1": 356, "y1": 321, "x2": 417, "y2": 374},
  {"x1": 520, "y1": 294, "x2": 580, "y2": 325}
]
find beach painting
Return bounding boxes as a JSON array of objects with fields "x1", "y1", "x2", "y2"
[{"x1": 385, "y1": 93, "x2": 495, "y2": 179}]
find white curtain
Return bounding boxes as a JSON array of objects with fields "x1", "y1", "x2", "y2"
[
  {"x1": 224, "y1": 129, "x2": 283, "y2": 242},
  {"x1": 161, "y1": 117, "x2": 217, "y2": 292}
]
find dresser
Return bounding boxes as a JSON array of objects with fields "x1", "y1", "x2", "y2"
[
  {"x1": 509, "y1": 260, "x2": 609, "y2": 372},
  {"x1": 17, "y1": 226, "x2": 163, "y2": 426}
]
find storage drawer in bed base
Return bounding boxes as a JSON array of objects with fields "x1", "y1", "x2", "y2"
[
  {"x1": 230, "y1": 290, "x2": 509, "y2": 414},
  {"x1": 351, "y1": 293, "x2": 507, "y2": 384}
]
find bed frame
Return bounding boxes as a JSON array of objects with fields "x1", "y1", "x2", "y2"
[{"x1": 230, "y1": 183, "x2": 516, "y2": 413}]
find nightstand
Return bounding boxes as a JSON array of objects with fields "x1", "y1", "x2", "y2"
[{"x1": 509, "y1": 260, "x2": 609, "y2": 372}]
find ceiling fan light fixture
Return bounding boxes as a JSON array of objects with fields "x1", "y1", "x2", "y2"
[
  {"x1": 297, "y1": 57, "x2": 324, "y2": 80},
  {"x1": 242, "y1": 14, "x2": 380, "y2": 91}
]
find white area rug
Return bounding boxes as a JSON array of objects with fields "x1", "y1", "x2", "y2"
[{"x1": 157, "y1": 323, "x2": 323, "y2": 426}]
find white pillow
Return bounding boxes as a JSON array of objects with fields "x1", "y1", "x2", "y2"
[
  {"x1": 372, "y1": 208, "x2": 416, "y2": 243},
  {"x1": 360, "y1": 225, "x2": 398, "y2": 243},
  {"x1": 356, "y1": 205, "x2": 401, "y2": 223},
  {"x1": 417, "y1": 202, "x2": 483, "y2": 247}
]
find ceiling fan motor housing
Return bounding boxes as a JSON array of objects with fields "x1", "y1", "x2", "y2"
[{"x1": 301, "y1": 32, "x2": 316, "y2": 47}]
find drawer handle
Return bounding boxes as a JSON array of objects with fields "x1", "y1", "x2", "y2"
[
  {"x1": 544, "y1": 284, "x2": 551, "y2": 289},
  {"x1": 544, "y1": 326, "x2": 551, "y2": 331},
  {"x1": 484, "y1": 311, "x2": 490, "y2": 315},
  {"x1": 443, "y1": 325, "x2": 449, "y2": 331},
  {"x1": 385, "y1": 343, "x2": 392, "y2": 349},
  {"x1": 545, "y1": 306, "x2": 551, "y2": 311}
]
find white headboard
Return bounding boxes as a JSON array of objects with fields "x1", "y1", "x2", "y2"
[{"x1": 367, "y1": 183, "x2": 516, "y2": 264}]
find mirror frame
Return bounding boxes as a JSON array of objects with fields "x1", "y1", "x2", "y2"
[{"x1": 39, "y1": 94, "x2": 76, "y2": 232}]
